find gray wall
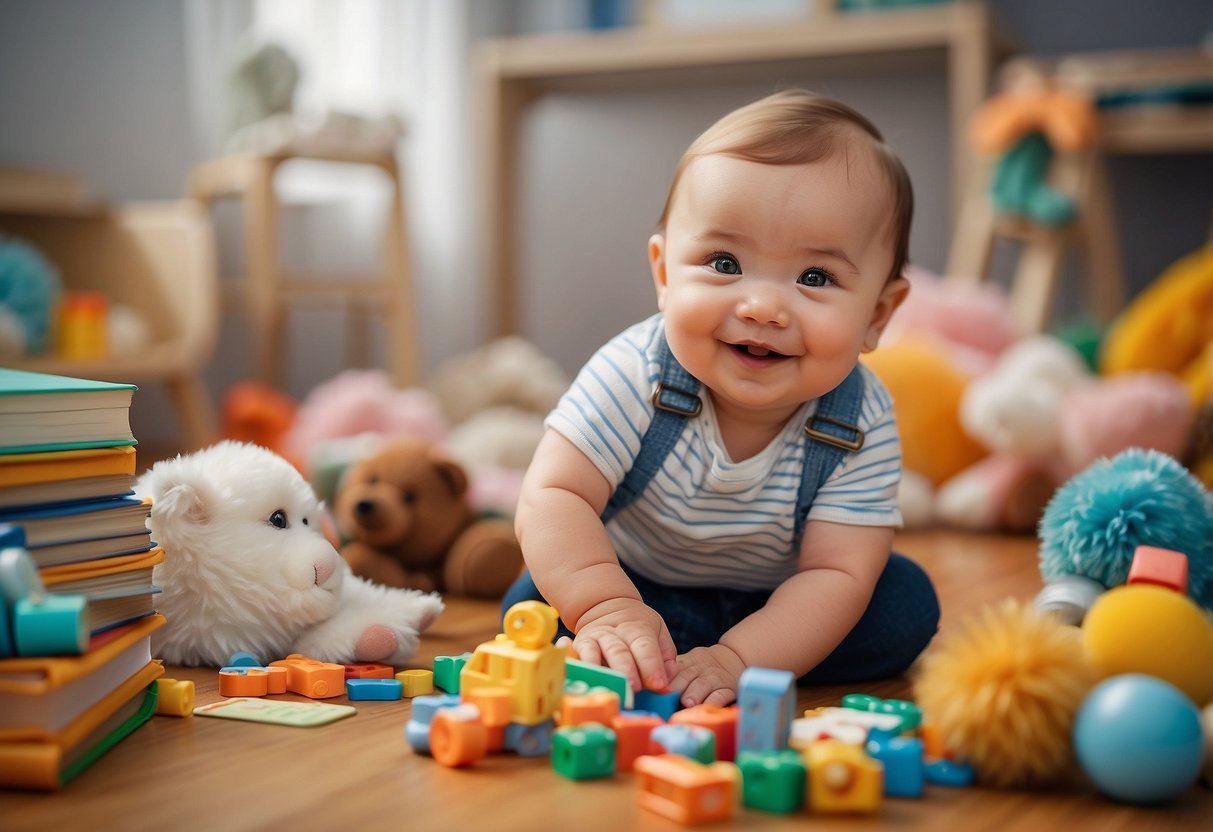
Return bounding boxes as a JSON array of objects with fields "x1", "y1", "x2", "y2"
[{"x1": 1, "y1": 0, "x2": 1211, "y2": 444}]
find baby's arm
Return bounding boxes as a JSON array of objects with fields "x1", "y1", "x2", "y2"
[
  {"x1": 515, "y1": 430, "x2": 679, "y2": 691},
  {"x1": 672, "y1": 520, "x2": 892, "y2": 707}
]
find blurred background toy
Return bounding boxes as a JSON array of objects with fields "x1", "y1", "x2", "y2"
[
  {"x1": 219, "y1": 380, "x2": 300, "y2": 466},
  {"x1": 0, "y1": 234, "x2": 61, "y2": 357}
]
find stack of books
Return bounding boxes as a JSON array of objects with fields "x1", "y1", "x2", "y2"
[{"x1": 0, "y1": 367, "x2": 165, "y2": 789}]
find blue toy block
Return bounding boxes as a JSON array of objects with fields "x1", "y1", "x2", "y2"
[
  {"x1": 925, "y1": 758, "x2": 975, "y2": 788},
  {"x1": 633, "y1": 688, "x2": 681, "y2": 721},
  {"x1": 228, "y1": 651, "x2": 261, "y2": 667},
  {"x1": 866, "y1": 735, "x2": 925, "y2": 797},
  {"x1": 737, "y1": 667, "x2": 796, "y2": 754},
  {"x1": 737, "y1": 750, "x2": 807, "y2": 814},
  {"x1": 347, "y1": 678, "x2": 403, "y2": 701},
  {"x1": 433, "y1": 652, "x2": 471, "y2": 694},
  {"x1": 404, "y1": 693, "x2": 461, "y2": 754},
  {"x1": 650, "y1": 724, "x2": 716, "y2": 764},
  {"x1": 505, "y1": 719, "x2": 555, "y2": 757}
]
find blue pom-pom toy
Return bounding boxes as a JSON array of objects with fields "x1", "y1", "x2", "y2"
[
  {"x1": 1038, "y1": 448, "x2": 1213, "y2": 610},
  {"x1": 0, "y1": 235, "x2": 61, "y2": 354}
]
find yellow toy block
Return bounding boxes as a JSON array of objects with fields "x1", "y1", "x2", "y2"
[
  {"x1": 397, "y1": 668, "x2": 435, "y2": 698},
  {"x1": 805, "y1": 741, "x2": 883, "y2": 814},
  {"x1": 461, "y1": 602, "x2": 567, "y2": 726},
  {"x1": 155, "y1": 678, "x2": 195, "y2": 717}
]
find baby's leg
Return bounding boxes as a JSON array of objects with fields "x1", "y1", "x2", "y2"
[{"x1": 800, "y1": 553, "x2": 940, "y2": 684}]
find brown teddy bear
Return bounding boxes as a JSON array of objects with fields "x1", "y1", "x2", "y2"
[{"x1": 334, "y1": 438, "x2": 523, "y2": 598}]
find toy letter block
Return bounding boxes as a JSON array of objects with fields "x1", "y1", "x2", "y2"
[
  {"x1": 552, "y1": 723, "x2": 617, "y2": 780},
  {"x1": 671, "y1": 704, "x2": 739, "y2": 761},
  {"x1": 433, "y1": 652, "x2": 471, "y2": 694},
  {"x1": 396, "y1": 668, "x2": 435, "y2": 698},
  {"x1": 1127, "y1": 546, "x2": 1189, "y2": 594},
  {"x1": 343, "y1": 662, "x2": 395, "y2": 680},
  {"x1": 634, "y1": 754, "x2": 738, "y2": 825},
  {"x1": 737, "y1": 667, "x2": 795, "y2": 754},
  {"x1": 865, "y1": 735, "x2": 925, "y2": 798},
  {"x1": 558, "y1": 690, "x2": 621, "y2": 727},
  {"x1": 346, "y1": 678, "x2": 403, "y2": 701},
  {"x1": 155, "y1": 679, "x2": 196, "y2": 717},
  {"x1": 269, "y1": 655, "x2": 346, "y2": 699},
  {"x1": 737, "y1": 750, "x2": 807, "y2": 814},
  {"x1": 806, "y1": 740, "x2": 883, "y2": 814},
  {"x1": 430, "y1": 704, "x2": 488, "y2": 767},
  {"x1": 650, "y1": 724, "x2": 716, "y2": 764},
  {"x1": 404, "y1": 693, "x2": 461, "y2": 755},
  {"x1": 612, "y1": 713, "x2": 665, "y2": 773}
]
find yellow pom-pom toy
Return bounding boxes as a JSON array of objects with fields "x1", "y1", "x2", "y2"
[{"x1": 913, "y1": 599, "x2": 1096, "y2": 787}]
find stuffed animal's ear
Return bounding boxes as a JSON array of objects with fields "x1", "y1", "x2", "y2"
[
  {"x1": 429, "y1": 453, "x2": 468, "y2": 498},
  {"x1": 155, "y1": 481, "x2": 214, "y2": 525}
]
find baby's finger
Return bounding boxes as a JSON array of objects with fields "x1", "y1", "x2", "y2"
[
  {"x1": 573, "y1": 636, "x2": 603, "y2": 669},
  {"x1": 629, "y1": 633, "x2": 673, "y2": 691},
  {"x1": 597, "y1": 633, "x2": 643, "y2": 691}
]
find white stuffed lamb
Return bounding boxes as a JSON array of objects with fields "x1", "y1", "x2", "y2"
[{"x1": 138, "y1": 441, "x2": 444, "y2": 667}]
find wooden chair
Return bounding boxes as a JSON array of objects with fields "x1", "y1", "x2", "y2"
[
  {"x1": 186, "y1": 146, "x2": 419, "y2": 389},
  {"x1": 0, "y1": 174, "x2": 220, "y2": 450}
]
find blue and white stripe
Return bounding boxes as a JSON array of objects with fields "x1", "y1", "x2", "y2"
[{"x1": 546, "y1": 314, "x2": 903, "y2": 590}]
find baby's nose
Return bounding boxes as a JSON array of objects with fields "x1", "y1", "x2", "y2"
[{"x1": 738, "y1": 291, "x2": 789, "y2": 327}]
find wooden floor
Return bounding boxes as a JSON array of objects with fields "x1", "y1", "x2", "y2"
[
  {"x1": 3, "y1": 528, "x2": 1209, "y2": 830},
  {"x1": 1, "y1": 441, "x2": 1208, "y2": 828}
]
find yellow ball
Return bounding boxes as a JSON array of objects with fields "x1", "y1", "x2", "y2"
[{"x1": 1083, "y1": 584, "x2": 1213, "y2": 706}]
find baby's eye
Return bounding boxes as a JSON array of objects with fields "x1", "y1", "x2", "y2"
[
  {"x1": 797, "y1": 267, "x2": 834, "y2": 288},
  {"x1": 268, "y1": 509, "x2": 289, "y2": 529},
  {"x1": 710, "y1": 254, "x2": 741, "y2": 275}
]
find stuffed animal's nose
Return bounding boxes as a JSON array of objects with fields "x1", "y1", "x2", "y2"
[
  {"x1": 355, "y1": 499, "x2": 375, "y2": 517},
  {"x1": 314, "y1": 558, "x2": 337, "y2": 586}
]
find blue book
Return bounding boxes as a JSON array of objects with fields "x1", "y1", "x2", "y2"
[{"x1": 0, "y1": 497, "x2": 149, "y2": 549}]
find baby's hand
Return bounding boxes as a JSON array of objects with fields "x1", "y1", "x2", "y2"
[
  {"x1": 570, "y1": 598, "x2": 678, "y2": 692},
  {"x1": 671, "y1": 644, "x2": 747, "y2": 707}
]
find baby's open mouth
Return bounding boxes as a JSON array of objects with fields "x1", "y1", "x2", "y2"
[{"x1": 730, "y1": 343, "x2": 788, "y2": 360}]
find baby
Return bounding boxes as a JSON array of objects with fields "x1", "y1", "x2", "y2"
[{"x1": 505, "y1": 89, "x2": 939, "y2": 707}]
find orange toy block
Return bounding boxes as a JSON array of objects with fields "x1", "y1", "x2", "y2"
[
  {"x1": 1127, "y1": 546, "x2": 1190, "y2": 594},
  {"x1": 463, "y1": 686, "x2": 512, "y2": 728},
  {"x1": 430, "y1": 704, "x2": 489, "y2": 767},
  {"x1": 269, "y1": 655, "x2": 347, "y2": 699},
  {"x1": 263, "y1": 666, "x2": 288, "y2": 694},
  {"x1": 671, "y1": 704, "x2": 740, "y2": 762},
  {"x1": 558, "y1": 690, "x2": 620, "y2": 727},
  {"x1": 612, "y1": 714, "x2": 664, "y2": 773},
  {"x1": 397, "y1": 668, "x2": 435, "y2": 698},
  {"x1": 219, "y1": 668, "x2": 270, "y2": 698},
  {"x1": 634, "y1": 753, "x2": 738, "y2": 825},
  {"x1": 343, "y1": 662, "x2": 395, "y2": 680}
]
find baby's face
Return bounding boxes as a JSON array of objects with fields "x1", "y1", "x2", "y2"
[{"x1": 650, "y1": 151, "x2": 906, "y2": 424}]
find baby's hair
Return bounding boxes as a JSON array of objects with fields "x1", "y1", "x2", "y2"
[{"x1": 657, "y1": 89, "x2": 913, "y2": 283}]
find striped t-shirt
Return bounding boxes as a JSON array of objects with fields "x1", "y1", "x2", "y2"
[{"x1": 546, "y1": 313, "x2": 903, "y2": 591}]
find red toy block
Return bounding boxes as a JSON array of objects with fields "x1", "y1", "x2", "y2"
[
  {"x1": 1127, "y1": 546, "x2": 1189, "y2": 594},
  {"x1": 430, "y1": 705, "x2": 489, "y2": 767},
  {"x1": 671, "y1": 704, "x2": 740, "y2": 761},
  {"x1": 612, "y1": 713, "x2": 664, "y2": 772},
  {"x1": 343, "y1": 662, "x2": 395, "y2": 680}
]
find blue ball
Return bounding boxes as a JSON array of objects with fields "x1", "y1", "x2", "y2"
[
  {"x1": 1073, "y1": 674, "x2": 1204, "y2": 804},
  {"x1": 1038, "y1": 448, "x2": 1213, "y2": 610}
]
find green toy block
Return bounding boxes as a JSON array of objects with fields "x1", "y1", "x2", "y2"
[
  {"x1": 566, "y1": 657, "x2": 634, "y2": 709},
  {"x1": 433, "y1": 652, "x2": 471, "y2": 694},
  {"x1": 842, "y1": 693, "x2": 922, "y2": 733},
  {"x1": 552, "y1": 723, "x2": 617, "y2": 780},
  {"x1": 737, "y1": 750, "x2": 807, "y2": 814}
]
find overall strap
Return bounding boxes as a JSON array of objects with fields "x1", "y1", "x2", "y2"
[
  {"x1": 793, "y1": 366, "x2": 867, "y2": 544},
  {"x1": 601, "y1": 332, "x2": 700, "y2": 524}
]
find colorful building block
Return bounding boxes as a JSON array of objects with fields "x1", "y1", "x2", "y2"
[
  {"x1": 155, "y1": 678, "x2": 196, "y2": 717},
  {"x1": 403, "y1": 693, "x2": 461, "y2": 755},
  {"x1": 433, "y1": 652, "x2": 471, "y2": 694},
  {"x1": 865, "y1": 735, "x2": 925, "y2": 797},
  {"x1": 460, "y1": 625, "x2": 566, "y2": 726},
  {"x1": 504, "y1": 719, "x2": 554, "y2": 757},
  {"x1": 650, "y1": 724, "x2": 716, "y2": 764},
  {"x1": 736, "y1": 749, "x2": 807, "y2": 814},
  {"x1": 841, "y1": 694, "x2": 922, "y2": 733},
  {"x1": 346, "y1": 678, "x2": 403, "y2": 701},
  {"x1": 634, "y1": 754, "x2": 738, "y2": 825},
  {"x1": 925, "y1": 757, "x2": 975, "y2": 787},
  {"x1": 218, "y1": 667, "x2": 270, "y2": 698},
  {"x1": 552, "y1": 723, "x2": 617, "y2": 780},
  {"x1": 343, "y1": 662, "x2": 395, "y2": 680},
  {"x1": 558, "y1": 690, "x2": 621, "y2": 727},
  {"x1": 1127, "y1": 545, "x2": 1189, "y2": 594},
  {"x1": 566, "y1": 657, "x2": 634, "y2": 709},
  {"x1": 671, "y1": 704, "x2": 739, "y2": 761},
  {"x1": 612, "y1": 713, "x2": 664, "y2": 773},
  {"x1": 269, "y1": 654, "x2": 347, "y2": 699},
  {"x1": 805, "y1": 740, "x2": 883, "y2": 814},
  {"x1": 790, "y1": 715, "x2": 867, "y2": 749},
  {"x1": 737, "y1": 667, "x2": 796, "y2": 754},
  {"x1": 430, "y1": 704, "x2": 488, "y2": 767},
  {"x1": 464, "y1": 686, "x2": 512, "y2": 727},
  {"x1": 396, "y1": 668, "x2": 435, "y2": 698},
  {"x1": 633, "y1": 688, "x2": 682, "y2": 721}
]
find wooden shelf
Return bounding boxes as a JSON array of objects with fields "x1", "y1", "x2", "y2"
[{"x1": 475, "y1": 1, "x2": 1013, "y2": 336}]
